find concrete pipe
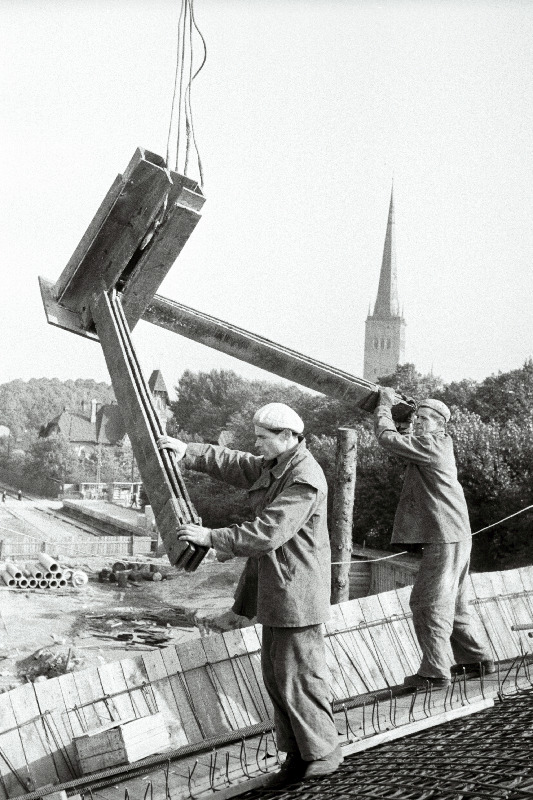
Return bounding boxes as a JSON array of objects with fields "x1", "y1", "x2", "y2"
[
  {"x1": 58, "y1": 579, "x2": 67, "y2": 587},
  {"x1": 54, "y1": 571, "x2": 63, "y2": 580},
  {"x1": 39, "y1": 579, "x2": 49, "y2": 588},
  {"x1": 38, "y1": 553, "x2": 60, "y2": 572},
  {"x1": 61, "y1": 568, "x2": 73, "y2": 581},
  {"x1": 28, "y1": 578, "x2": 38, "y2": 588},
  {"x1": 16, "y1": 577, "x2": 29, "y2": 589},
  {"x1": 6, "y1": 563, "x2": 23, "y2": 579},
  {"x1": 71, "y1": 570, "x2": 89, "y2": 587},
  {"x1": 45, "y1": 571, "x2": 53, "y2": 580},
  {"x1": 0, "y1": 570, "x2": 16, "y2": 587},
  {"x1": 26, "y1": 563, "x2": 44, "y2": 579},
  {"x1": 48, "y1": 579, "x2": 58, "y2": 588}
]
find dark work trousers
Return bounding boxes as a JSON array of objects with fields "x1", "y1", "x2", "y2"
[
  {"x1": 409, "y1": 539, "x2": 493, "y2": 679},
  {"x1": 261, "y1": 624, "x2": 338, "y2": 761}
]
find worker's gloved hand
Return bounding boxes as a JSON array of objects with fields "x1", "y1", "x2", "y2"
[
  {"x1": 157, "y1": 435, "x2": 187, "y2": 461},
  {"x1": 177, "y1": 523, "x2": 212, "y2": 548},
  {"x1": 378, "y1": 387, "x2": 397, "y2": 407},
  {"x1": 396, "y1": 411, "x2": 414, "y2": 435}
]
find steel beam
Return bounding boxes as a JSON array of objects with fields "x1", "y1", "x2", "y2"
[{"x1": 143, "y1": 295, "x2": 415, "y2": 420}]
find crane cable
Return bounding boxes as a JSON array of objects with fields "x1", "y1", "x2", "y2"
[{"x1": 166, "y1": 0, "x2": 206, "y2": 187}]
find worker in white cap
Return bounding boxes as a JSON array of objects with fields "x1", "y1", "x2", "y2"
[
  {"x1": 157, "y1": 402, "x2": 342, "y2": 785},
  {"x1": 374, "y1": 388, "x2": 494, "y2": 688}
]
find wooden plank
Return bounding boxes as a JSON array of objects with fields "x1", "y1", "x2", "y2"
[
  {"x1": 97, "y1": 660, "x2": 136, "y2": 724},
  {"x1": 498, "y1": 569, "x2": 533, "y2": 653},
  {"x1": 55, "y1": 673, "x2": 87, "y2": 740},
  {"x1": 225, "y1": 628, "x2": 272, "y2": 722},
  {"x1": 33, "y1": 678, "x2": 77, "y2": 783},
  {"x1": 140, "y1": 650, "x2": 188, "y2": 748},
  {"x1": 377, "y1": 590, "x2": 421, "y2": 678},
  {"x1": 357, "y1": 595, "x2": 404, "y2": 686},
  {"x1": 517, "y1": 569, "x2": 533, "y2": 631},
  {"x1": 518, "y1": 566, "x2": 533, "y2": 593},
  {"x1": 6, "y1": 683, "x2": 59, "y2": 793},
  {"x1": 488, "y1": 571, "x2": 522, "y2": 653},
  {"x1": 469, "y1": 573, "x2": 512, "y2": 660},
  {"x1": 335, "y1": 600, "x2": 382, "y2": 693},
  {"x1": 0, "y1": 693, "x2": 31, "y2": 798},
  {"x1": 159, "y1": 646, "x2": 203, "y2": 743},
  {"x1": 324, "y1": 605, "x2": 358, "y2": 699},
  {"x1": 118, "y1": 657, "x2": 153, "y2": 720},
  {"x1": 202, "y1": 636, "x2": 255, "y2": 729},
  {"x1": 175, "y1": 638, "x2": 233, "y2": 737},
  {"x1": 72, "y1": 666, "x2": 110, "y2": 732}
]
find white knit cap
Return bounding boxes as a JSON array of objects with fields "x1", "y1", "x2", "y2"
[
  {"x1": 418, "y1": 399, "x2": 451, "y2": 423},
  {"x1": 253, "y1": 403, "x2": 304, "y2": 434}
]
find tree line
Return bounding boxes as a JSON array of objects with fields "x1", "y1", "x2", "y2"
[{"x1": 1, "y1": 363, "x2": 532, "y2": 570}]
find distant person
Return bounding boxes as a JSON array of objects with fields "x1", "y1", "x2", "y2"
[
  {"x1": 17, "y1": 489, "x2": 22, "y2": 501},
  {"x1": 1, "y1": 491, "x2": 6, "y2": 503},
  {"x1": 374, "y1": 388, "x2": 494, "y2": 688},
  {"x1": 158, "y1": 402, "x2": 343, "y2": 785}
]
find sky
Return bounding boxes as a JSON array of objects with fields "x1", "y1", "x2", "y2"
[{"x1": 1, "y1": 0, "x2": 533, "y2": 396}]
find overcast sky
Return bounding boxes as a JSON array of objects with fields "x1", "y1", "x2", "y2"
[{"x1": 2, "y1": 0, "x2": 532, "y2": 394}]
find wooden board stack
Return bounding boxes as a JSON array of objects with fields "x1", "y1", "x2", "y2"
[{"x1": 74, "y1": 713, "x2": 170, "y2": 774}]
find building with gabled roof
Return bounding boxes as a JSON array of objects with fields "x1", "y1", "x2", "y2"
[
  {"x1": 363, "y1": 186, "x2": 406, "y2": 381},
  {"x1": 39, "y1": 398, "x2": 126, "y2": 457}
]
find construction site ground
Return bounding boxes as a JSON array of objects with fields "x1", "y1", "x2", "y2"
[{"x1": 0, "y1": 498, "x2": 247, "y2": 694}]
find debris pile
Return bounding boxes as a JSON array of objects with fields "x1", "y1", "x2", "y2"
[
  {"x1": 19, "y1": 644, "x2": 87, "y2": 681},
  {"x1": 0, "y1": 552, "x2": 88, "y2": 590}
]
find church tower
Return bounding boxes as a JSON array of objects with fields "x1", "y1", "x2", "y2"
[{"x1": 363, "y1": 187, "x2": 406, "y2": 381}]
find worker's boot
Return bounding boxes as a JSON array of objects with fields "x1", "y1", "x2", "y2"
[
  {"x1": 303, "y1": 745, "x2": 343, "y2": 780},
  {"x1": 403, "y1": 673, "x2": 451, "y2": 689},
  {"x1": 267, "y1": 752, "x2": 307, "y2": 788},
  {"x1": 451, "y1": 660, "x2": 496, "y2": 677}
]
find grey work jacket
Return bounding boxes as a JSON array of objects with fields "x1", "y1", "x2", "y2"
[
  {"x1": 184, "y1": 440, "x2": 331, "y2": 627},
  {"x1": 374, "y1": 405, "x2": 471, "y2": 544}
]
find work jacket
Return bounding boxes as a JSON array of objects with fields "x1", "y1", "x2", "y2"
[
  {"x1": 374, "y1": 405, "x2": 471, "y2": 544},
  {"x1": 184, "y1": 440, "x2": 331, "y2": 627}
]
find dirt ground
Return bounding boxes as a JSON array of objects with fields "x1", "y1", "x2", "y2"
[{"x1": 0, "y1": 553, "x2": 249, "y2": 693}]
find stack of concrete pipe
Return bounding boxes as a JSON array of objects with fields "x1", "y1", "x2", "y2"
[{"x1": 0, "y1": 553, "x2": 88, "y2": 590}]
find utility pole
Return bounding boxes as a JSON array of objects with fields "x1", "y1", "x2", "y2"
[{"x1": 330, "y1": 428, "x2": 357, "y2": 605}]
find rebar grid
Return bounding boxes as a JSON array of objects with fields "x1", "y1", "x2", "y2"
[{"x1": 241, "y1": 686, "x2": 533, "y2": 800}]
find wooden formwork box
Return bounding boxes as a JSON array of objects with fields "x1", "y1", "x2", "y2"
[{"x1": 73, "y1": 712, "x2": 170, "y2": 774}]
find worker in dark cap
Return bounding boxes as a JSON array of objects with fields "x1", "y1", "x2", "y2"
[
  {"x1": 158, "y1": 402, "x2": 342, "y2": 785},
  {"x1": 374, "y1": 389, "x2": 494, "y2": 688}
]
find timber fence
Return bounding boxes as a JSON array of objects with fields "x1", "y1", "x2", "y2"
[{"x1": 0, "y1": 534, "x2": 152, "y2": 558}]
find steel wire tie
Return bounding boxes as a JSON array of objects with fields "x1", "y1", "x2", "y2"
[
  {"x1": 239, "y1": 738, "x2": 251, "y2": 779},
  {"x1": 143, "y1": 779, "x2": 153, "y2": 800},
  {"x1": 187, "y1": 759, "x2": 198, "y2": 800}
]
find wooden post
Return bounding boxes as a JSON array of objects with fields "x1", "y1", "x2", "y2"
[{"x1": 330, "y1": 427, "x2": 357, "y2": 605}]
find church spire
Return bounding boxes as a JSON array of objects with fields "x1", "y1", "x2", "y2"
[
  {"x1": 373, "y1": 186, "x2": 400, "y2": 318},
  {"x1": 362, "y1": 185, "x2": 406, "y2": 381}
]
